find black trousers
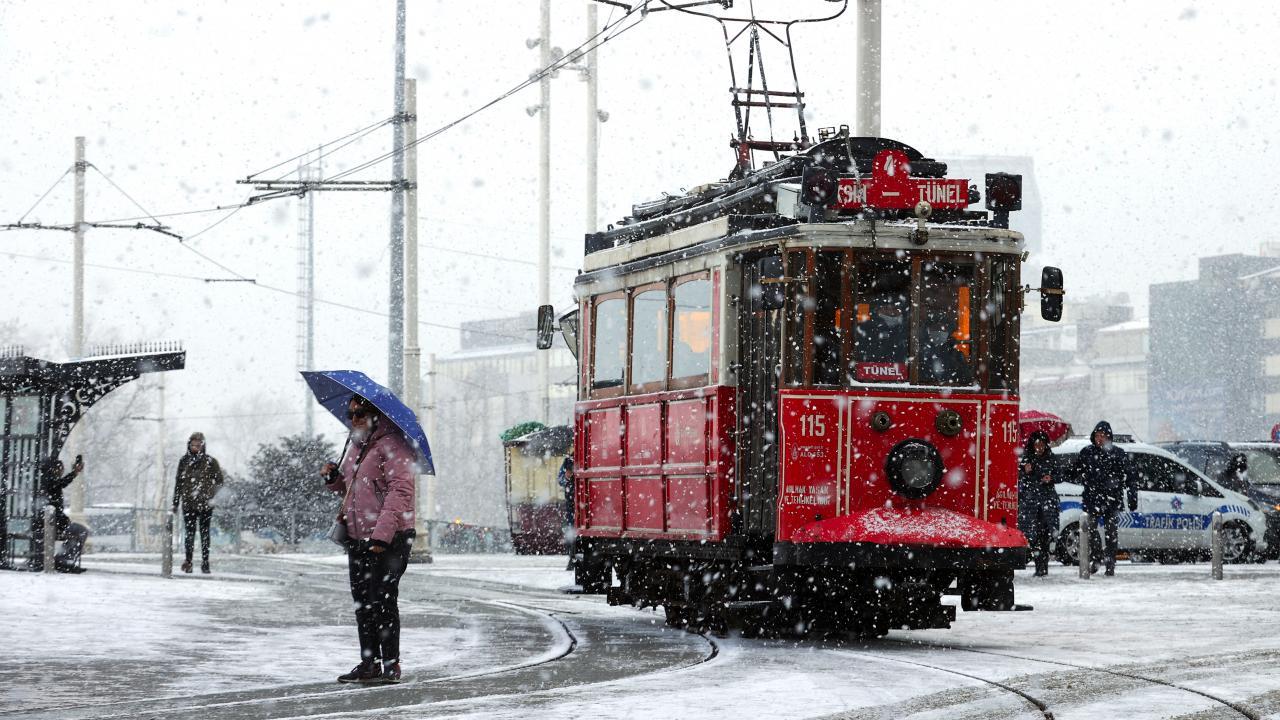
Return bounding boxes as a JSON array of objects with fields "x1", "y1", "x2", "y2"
[
  {"x1": 31, "y1": 516, "x2": 89, "y2": 568},
  {"x1": 1098, "y1": 509, "x2": 1120, "y2": 570},
  {"x1": 1025, "y1": 505, "x2": 1057, "y2": 572},
  {"x1": 347, "y1": 534, "x2": 412, "y2": 664},
  {"x1": 183, "y1": 507, "x2": 213, "y2": 565}
]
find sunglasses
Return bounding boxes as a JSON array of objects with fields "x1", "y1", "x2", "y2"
[{"x1": 346, "y1": 408, "x2": 372, "y2": 421}]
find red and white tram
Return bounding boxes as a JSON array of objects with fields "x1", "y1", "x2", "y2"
[{"x1": 539, "y1": 133, "x2": 1062, "y2": 637}]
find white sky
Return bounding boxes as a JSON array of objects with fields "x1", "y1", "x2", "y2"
[{"x1": 2, "y1": 0, "x2": 1278, "y2": 483}]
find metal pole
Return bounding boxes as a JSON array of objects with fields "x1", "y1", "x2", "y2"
[
  {"x1": 537, "y1": 0, "x2": 552, "y2": 425},
  {"x1": 388, "y1": 0, "x2": 407, "y2": 394},
  {"x1": 1211, "y1": 511, "x2": 1224, "y2": 580},
  {"x1": 404, "y1": 78, "x2": 431, "y2": 564},
  {"x1": 42, "y1": 505, "x2": 56, "y2": 573},
  {"x1": 1078, "y1": 513, "x2": 1091, "y2": 580},
  {"x1": 425, "y1": 352, "x2": 437, "y2": 553},
  {"x1": 162, "y1": 511, "x2": 173, "y2": 577},
  {"x1": 855, "y1": 0, "x2": 882, "y2": 137},
  {"x1": 73, "y1": 136, "x2": 86, "y2": 358},
  {"x1": 585, "y1": 3, "x2": 599, "y2": 235},
  {"x1": 69, "y1": 137, "x2": 87, "y2": 520}
]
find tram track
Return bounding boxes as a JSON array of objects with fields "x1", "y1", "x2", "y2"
[
  {"x1": 824, "y1": 639, "x2": 1263, "y2": 720},
  {"x1": 3, "y1": 556, "x2": 717, "y2": 720}
]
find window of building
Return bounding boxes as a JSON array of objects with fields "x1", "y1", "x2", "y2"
[
  {"x1": 672, "y1": 276, "x2": 712, "y2": 382},
  {"x1": 592, "y1": 296, "x2": 626, "y2": 392},
  {"x1": 1266, "y1": 393, "x2": 1280, "y2": 415},
  {"x1": 631, "y1": 286, "x2": 668, "y2": 390},
  {"x1": 1265, "y1": 355, "x2": 1280, "y2": 377},
  {"x1": 9, "y1": 395, "x2": 38, "y2": 435},
  {"x1": 1265, "y1": 318, "x2": 1280, "y2": 339}
]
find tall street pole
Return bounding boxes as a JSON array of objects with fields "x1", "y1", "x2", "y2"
[
  {"x1": 403, "y1": 78, "x2": 430, "y2": 562},
  {"x1": 585, "y1": 4, "x2": 599, "y2": 235},
  {"x1": 69, "y1": 136, "x2": 87, "y2": 519},
  {"x1": 537, "y1": 0, "x2": 552, "y2": 425},
  {"x1": 856, "y1": 0, "x2": 882, "y2": 137},
  {"x1": 388, "y1": 0, "x2": 407, "y2": 394},
  {"x1": 73, "y1": 136, "x2": 86, "y2": 358}
]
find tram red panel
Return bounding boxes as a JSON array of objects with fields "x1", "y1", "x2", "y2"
[
  {"x1": 666, "y1": 398, "x2": 708, "y2": 465},
  {"x1": 625, "y1": 403, "x2": 662, "y2": 467},
  {"x1": 666, "y1": 474, "x2": 712, "y2": 532},
  {"x1": 984, "y1": 401, "x2": 1020, "y2": 524},
  {"x1": 624, "y1": 476, "x2": 665, "y2": 532},
  {"x1": 585, "y1": 406, "x2": 623, "y2": 469},
  {"x1": 777, "y1": 395, "x2": 843, "y2": 535},
  {"x1": 585, "y1": 478, "x2": 623, "y2": 531}
]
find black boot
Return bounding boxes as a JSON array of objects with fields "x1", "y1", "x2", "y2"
[{"x1": 337, "y1": 659, "x2": 381, "y2": 684}]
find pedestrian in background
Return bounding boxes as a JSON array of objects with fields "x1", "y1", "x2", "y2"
[
  {"x1": 1077, "y1": 420, "x2": 1137, "y2": 576},
  {"x1": 321, "y1": 394, "x2": 417, "y2": 685},
  {"x1": 31, "y1": 454, "x2": 89, "y2": 573},
  {"x1": 1017, "y1": 431, "x2": 1059, "y2": 577},
  {"x1": 172, "y1": 431, "x2": 224, "y2": 574}
]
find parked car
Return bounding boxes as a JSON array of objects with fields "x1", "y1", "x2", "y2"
[
  {"x1": 1052, "y1": 439, "x2": 1269, "y2": 565},
  {"x1": 1157, "y1": 440, "x2": 1280, "y2": 559}
]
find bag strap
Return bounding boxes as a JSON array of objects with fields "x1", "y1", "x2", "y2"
[{"x1": 337, "y1": 438, "x2": 374, "y2": 521}]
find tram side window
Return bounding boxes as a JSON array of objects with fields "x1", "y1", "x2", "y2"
[
  {"x1": 813, "y1": 252, "x2": 845, "y2": 386},
  {"x1": 592, "y1": 297, "x2": 626, "y2": 391},
  {"x1": 853, "y1": 258, "x2": 911, "y2": 383},
  {"x1": 631, "y1": 288, "x2": 668, "y2": 389},
  {"x1": 919, "y1": 260, "x2": 976, "y2": 386},
  {"x1": 672, "y1": 277, "x2": 712, "y2": 381},
  {"x1": 985, "y1": 258, "x2": 1019, "y2": 390},
  {"x1": 784, "y1": 252, "x2": 811, "y2": 387}
]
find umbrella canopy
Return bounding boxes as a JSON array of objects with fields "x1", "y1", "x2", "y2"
[
  {"x1": 1018, "y1": 409, "x2": 1072, "y2": 446},
  {"x1": 300, "y1": 370, "x2": 434, "y2": 474}
]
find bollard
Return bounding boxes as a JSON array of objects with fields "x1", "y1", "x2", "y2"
[
  {"x1": 161, "y1": 511, "x2": 174, "y2": 578},
  {"x1": 1211, "y1": 511, "x2": 1224, "y2": 581},
  {"x1": 1079, "y1": 512, "x2": 1092, "y2": 580},
  {"x1": 234, "y1": 513, "x2": 243, "y2": 555},
  {"x1": 42, "y1": 505, "x2": 57, "y2": 574}
]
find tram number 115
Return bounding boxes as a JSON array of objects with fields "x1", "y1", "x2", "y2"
[{"x1": 799, "y1": 414, "x2": 827, "y2": 438}]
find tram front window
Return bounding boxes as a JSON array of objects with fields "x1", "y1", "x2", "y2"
[
  {"x1": 854, "y1": 258, "x2": 911, "y2": 382},
  {"x1": 919, "y1": 260, "x2": 976, "y2": 386}
]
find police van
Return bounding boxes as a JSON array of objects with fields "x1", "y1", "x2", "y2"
[{"x1": 1051, "y1": 439, "x2": 1269, "y2": 565}]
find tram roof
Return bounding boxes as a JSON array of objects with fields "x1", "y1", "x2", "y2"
[{"x1": 578, "y1": 136, "x2": 1025, "y2": 284}]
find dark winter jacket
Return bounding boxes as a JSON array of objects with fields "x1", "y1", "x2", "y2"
[
  {"x1": 1018, "y1": 431, "x2": 1060, "y2": 509},
  {"x1": 1077, "y1": 421, "x2": 1136, "y2": 515},
  {"x1": 40, "y1": 459, "x2": 77, "y2": 533},
  {"x1": 173, "y1": 451, "x2": 225, "y2": 512}
]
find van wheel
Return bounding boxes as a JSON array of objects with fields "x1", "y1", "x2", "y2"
[
  {"x1": 1057, "y1": 522, "x2": 1101, "y2": 566},
  {"x1": 1220, "y1": 523, "x2": 1255, "y2": 564}
]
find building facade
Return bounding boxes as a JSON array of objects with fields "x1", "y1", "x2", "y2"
[
  {"x1": 428, "y1": 313, "x2": 577, "y2": 528},
  {"x1": 1149, "y1": 254, "x2": 1280, "y2": 442}
]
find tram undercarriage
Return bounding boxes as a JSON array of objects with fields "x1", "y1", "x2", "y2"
[{"x1": 576, "y1": 539, "x2": 1023, "y2": 638}]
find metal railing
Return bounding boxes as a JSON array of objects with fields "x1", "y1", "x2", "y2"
[{"x1": 77, "y1": 507, "x2": 512, "y2": 557}]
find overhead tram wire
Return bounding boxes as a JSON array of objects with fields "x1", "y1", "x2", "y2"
[
  {"x1": 244, "y1": 115, "x2": 397, "y2": 183},
  {"x1": 321, "y1": 2, "x2": 653, "y2": 185}
]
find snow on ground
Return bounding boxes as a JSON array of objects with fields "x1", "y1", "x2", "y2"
[{"x1": 3, "y1": 553, "x2": 1280, "y2": 719}]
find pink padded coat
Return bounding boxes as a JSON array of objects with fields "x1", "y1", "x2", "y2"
[{"x1": 325, "y1": 422, "x2": 417, "y2": 546}]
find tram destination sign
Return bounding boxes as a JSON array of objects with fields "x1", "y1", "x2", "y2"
[{"x1": 834, "y1": 149, "x2": 971, "y2": 212}]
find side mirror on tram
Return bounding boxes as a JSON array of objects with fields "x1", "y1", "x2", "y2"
[
  {"x1": 536, "y1": 304, "x2": 556, "y2": 350},
  {"x1": 1040, "y1": 266, "x2": 1064, "y2": 322}
]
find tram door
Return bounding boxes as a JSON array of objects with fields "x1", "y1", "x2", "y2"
[{"x1": 736, "y1": 253, "x2": 785, "y2": 540}]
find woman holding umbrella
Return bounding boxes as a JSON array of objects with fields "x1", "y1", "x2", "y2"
[{"x1": 321, "y1": 394, "x2": 418, "y2": 684}]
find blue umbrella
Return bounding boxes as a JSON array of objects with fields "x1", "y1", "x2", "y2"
[{"x1": 301, "y1": 370, "x2": 435, "y2": 474}]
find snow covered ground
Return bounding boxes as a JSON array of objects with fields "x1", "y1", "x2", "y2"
[{"x1": 2, "y1": 554, "x2": 1279, "y2": 719}]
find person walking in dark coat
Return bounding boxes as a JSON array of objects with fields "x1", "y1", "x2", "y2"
[
  {"x1": 1077, "y1": 420, "x2": 1137, "y2": 576},
  {"x1": 1017, "y1": 431, "x2": 1060, "y2": 577},
  {"x1": 172, "y1": 431, "x2": 224, "y2": 574},
  {"x1": 31, "y1": 455, "x2": 89, "y2": 572}
]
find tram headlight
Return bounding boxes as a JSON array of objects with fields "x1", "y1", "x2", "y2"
[{"x1": 885, "y1": 440, "x2": 944, "y2": 499}]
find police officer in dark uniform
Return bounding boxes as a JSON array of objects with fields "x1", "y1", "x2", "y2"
[{"x1": 1078, "y1": 420, "x2": 1137, "y2": 575}]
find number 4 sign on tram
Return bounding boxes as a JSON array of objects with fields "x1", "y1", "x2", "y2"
[{"x1": 834, "y1": 149, "x2": 971, "y2": 212}]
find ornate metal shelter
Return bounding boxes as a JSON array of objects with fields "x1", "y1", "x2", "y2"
[{"x1": 0, "y1": 344, "x2": 185, "y2": 569}]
